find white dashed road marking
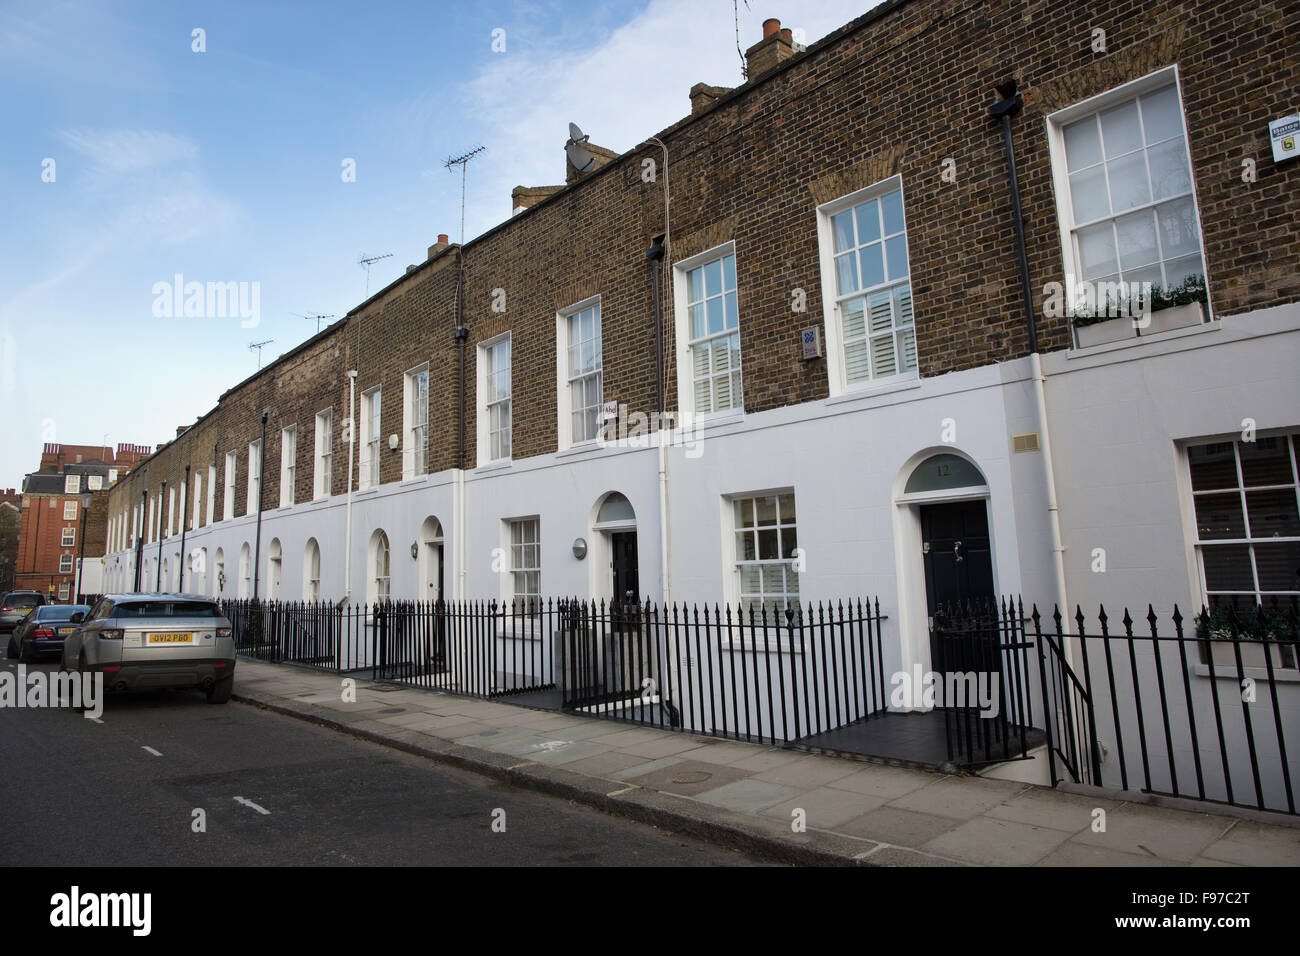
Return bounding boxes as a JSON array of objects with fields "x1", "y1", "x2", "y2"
[
  {"x1": 142, "y1": 746, "x2": 162, "y2": 756},
  {"x1": 233, "y1": 796, "x2": 270, "y2": 815}
]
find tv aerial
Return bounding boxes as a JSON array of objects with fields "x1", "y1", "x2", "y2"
[
  {"x1": 566, "y1": 123, "x2": 599, "y2": 175},
  {"x1": 248, "y1": 339, "x2": 274, "y2": 369},
  {"x1": 295, "y1": 312, "x2": 336, "y2": 334},
  {"x1": 358, "y1": 253, "x2": 393, "y2": 298}
]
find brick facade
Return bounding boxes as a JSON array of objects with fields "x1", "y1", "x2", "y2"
[{"x1": 106, "y1": 0, "x2": 1298, "y2": 562}]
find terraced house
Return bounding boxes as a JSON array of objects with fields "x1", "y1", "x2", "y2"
[{"x1": 101, "y1": 0, "x2": 1298, "y2": 805}]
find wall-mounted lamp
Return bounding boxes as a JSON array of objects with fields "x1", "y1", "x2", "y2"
[
  {"x1": 410, "y1": 542, "x2": 419, "y2": 560},
  {"x1": 388, "y1": 434, "x2": 399, "y2": 451},
  {"x1": 572, "y1": 537, "x2": 587, "y2": 560}
]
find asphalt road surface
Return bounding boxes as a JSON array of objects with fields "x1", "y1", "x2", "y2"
[{"x1": 0, "y1": 660, "x2": 764, "y2": 866}]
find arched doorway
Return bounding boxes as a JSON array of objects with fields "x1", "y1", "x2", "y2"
[
  {"x1": 268, "y1": 538, "x2": 282, "y2": 600},
  {"x1": 303, "y1": 538, "x2": 321, "y2": 601},
  {"x1": 418, "y1": 517, "x2": 444, "y2": 602},
  {"x1": 591, "y1": 492, "x2": 638, "y2": 603},
  {"x1": 367, "y1": 530, "x2": 390, "y2": 604},
  {"x1": 214, "y1": 548, "x2": 225, "y2": 598},
  {"x1": 238, "y1": 543, "x2": 251, "y2": 599},
  {"x1": 894, "y1": 451, "x2": 995, "y2": 678}
]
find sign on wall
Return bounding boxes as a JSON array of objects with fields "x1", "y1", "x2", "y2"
[{"x1": 1270, "y1": 115, "x2": 1299, "y2": 163}]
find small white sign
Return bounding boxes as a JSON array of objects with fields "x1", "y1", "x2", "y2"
[
  {"x1": 601, "y1": 400, "x2": 618, "y2": 421},
  {"x1": 801, "y1": 327, "x2": 823, "y2": 360},
  {"x1": 1269, "y1": 115, "x2": 1299, "y2": 163}
]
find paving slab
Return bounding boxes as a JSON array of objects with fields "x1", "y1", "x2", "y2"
[
  {"x1": 1191, "y1": 819, "x2": 1300, "y2": 867},
  {"x1": 887, "y1": 776, "x2": 1027, "y2": 820},
  {"x1": 694, "y1": 779, "x2": 803, "y2": 814},
  {"x1": 762, "y1": 786, "x2": 887, "y2": 830},
  {"x1": 1068, "y1": 802, "x2": 1232, "y2": 862},
  {"x1": 922, "y1": 816, "x2": 1072, "y2": 866},
  {"x1": 838, "y1": 806, "x2": 962, "y2": 846},
  {"x1": 984, "y1": 786, "x2": 1120, "y2": 833},
  {"x1": 754, "y1": 755, "x2": 863, "y2": 788},
  {"x1": 623, "y1": 759, "x2": 752, "y2": 797}
]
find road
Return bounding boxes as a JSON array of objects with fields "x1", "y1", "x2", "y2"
[{"x1": 0, "y1": 660, "x2": 764, "y2": 866}]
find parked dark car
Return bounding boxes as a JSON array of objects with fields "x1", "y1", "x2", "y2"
[
  {"x1": 8, "y1": 604, "x2": 91, "y2": 662},
  {"x1": 0, "y1": 591, "x2": 45, "y2": 635},
  {"x1": 62, "y1": 594, "x2": 236, "y2": 703}
]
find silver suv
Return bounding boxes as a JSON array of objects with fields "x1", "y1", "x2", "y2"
[{"x1": 62, "y1": 594, "x2": 236, "y2": 704}]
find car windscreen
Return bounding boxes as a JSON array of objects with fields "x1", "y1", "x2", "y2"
[
  {"x1": 114, "y1": 601, "x2": 221, "y2": 618},
  {"x1": 36, "y1": 606, "x2": 89, "y2": 621},
  {"x1": 7, "y1": 595, "x2": 41, "y2": 608}
]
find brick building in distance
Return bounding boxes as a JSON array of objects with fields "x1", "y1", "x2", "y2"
[
  {"x1": 0, "y1": 489, "x2": 19, "y2": 593},
  {"x1": 15, "y1": 443, "x2": 149, "y2": 600}
]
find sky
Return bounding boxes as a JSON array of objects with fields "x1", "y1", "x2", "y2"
[{"x1": 0, "y1": 0, "x2": 880, "y2": 489}]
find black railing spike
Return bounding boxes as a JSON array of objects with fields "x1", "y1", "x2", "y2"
[
  {"x1": 1098, "y1": 603, "x2": 1108, "y2": 627},
  {"x1": 1075, "y1": 605, "x2": 1086, "y2": 632},
  {"x1": 1121, "y1": 607, "x2": 1134, "y2": 630},
  {"x1": 1052, "y1": 605, "x2": 1063, "y2": 629},
  {"x1": 1146, "y1": 604, "x2": 1159, "y2": 630}
]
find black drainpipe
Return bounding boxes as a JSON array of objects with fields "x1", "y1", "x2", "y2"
[
  {"x1": 646, "y1": 235, "x2": 666, "y2": 415},
  {"x1": 252, "y1": 409, "x2": 269, "y2": 601},
  {"x1": 989, "y1": 80, "x2": 1038, "y2": 355},
  {"x1": 178, "y1": 463, "x2": 190, "y2": 592},
  {"x1": 155, "y1": 480, "x2": 166, "y2": 591},
  {"x1": 454, "y1": 250, "x2": 467, "y2": 469},
  {"x1": 134, "y1": 487, "x2": 146, "y2": 591}
]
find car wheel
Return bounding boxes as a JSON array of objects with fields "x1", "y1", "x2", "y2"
[
  {"x1": 206, "y1": 674, "x2": 233, "y2": 704},
  {"x1": 5, "y1": 637, "x2": 16, "y2": 659}
]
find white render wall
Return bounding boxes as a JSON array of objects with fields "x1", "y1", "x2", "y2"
[{"x1": 101, "y1": 303, "x2": 1300, "y2": 701}]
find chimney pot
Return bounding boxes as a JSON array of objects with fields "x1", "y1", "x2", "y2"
[
  {"x1": 763, "y1": 18, "x2": 781, "y2": 37},
  {"x1": 780, "y1": 28, "x2": 792, "y2": 43},
  {"x1": 438, "y1": 234, "x2": 449, "y2": 244}
]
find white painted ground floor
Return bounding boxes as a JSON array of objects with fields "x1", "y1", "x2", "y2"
[{"x1": 103, "y1": 302, "x2": 1300, "y2": 692}]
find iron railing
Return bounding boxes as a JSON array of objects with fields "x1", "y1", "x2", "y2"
[
  {"x1": 224, "y1": 596, "x2": 888, "y2": 745},
  {"x1": 1033, "y1": 599, "x2": 1299, "y2": 816}
]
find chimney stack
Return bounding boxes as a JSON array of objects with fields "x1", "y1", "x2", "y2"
[
  {"x1": 427, "y1": 234, "x2": 451, "y2": 260},
  {"x1": 690, "y1": 82, "x2": 733, "y2": 115},
  {"x1": 745, "y1": 17, "x2": 795, "y2": 79}
]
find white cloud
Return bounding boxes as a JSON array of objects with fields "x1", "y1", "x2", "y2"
[
  {"x1": 451, "y1": 0, "x2": 880, "y2": 234},
  {"x1": 58, "y1": 128, "x2": 200, "y2": 187}
]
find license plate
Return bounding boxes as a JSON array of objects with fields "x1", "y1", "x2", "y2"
[
  {"x1": 148, "y1": 632, "x2": 194, "y2": 644},
  {"x1": 58, "y1": 627, "x2": 74, "y2": 635}
]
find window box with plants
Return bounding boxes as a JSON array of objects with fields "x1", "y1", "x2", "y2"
[
  {"x1": 1070, "y1": 276, "x2": 1208, "y2": 347},
  {"x1": 1196, "y1": 604, "x2": 1298, "y2": 673}
]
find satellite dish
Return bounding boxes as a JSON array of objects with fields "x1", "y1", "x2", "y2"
[{"x1": 566, "y1": 121, "x2": 598, "y2": 174}]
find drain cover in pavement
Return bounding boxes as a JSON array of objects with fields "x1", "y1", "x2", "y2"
[{"x1": 670, "y1": 771, "x2": 712, "y2": 784}]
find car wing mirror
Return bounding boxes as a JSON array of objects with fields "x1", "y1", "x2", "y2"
[{"x1": 70, "y1": 612, "x2": 85, "y2": 624}]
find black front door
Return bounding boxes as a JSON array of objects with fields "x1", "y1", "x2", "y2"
[
  {"x1": 920, "y1": 499, "x2": 995, "y2": 668},
  {"x1": 610, "y1": 532, "x2": 639, "y2": 606}
]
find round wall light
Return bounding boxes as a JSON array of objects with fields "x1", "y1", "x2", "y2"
[{"x1": 572, "y1": 537, "x2": 587, "y2": 560}]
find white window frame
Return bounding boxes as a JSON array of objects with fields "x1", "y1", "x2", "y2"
[
  {"x1": 63, "y1": 501, "x2": 77, "y2": 520},
  {"x1": 59, "y1": 554, "x2": 74, "y2": 574},
  {"x1": 314, "y1": 409, "x2": 333, "y2": 500},
  {"x1": 191, "y1": 472, "x2": 201, "y2": 529},
  {"x1": 403, "y1": 364, "x2": 430, "y2": 479},
  {"x1": 1044, "y1": 66, "x2": 1211, "y2": 334},
  {"x1": 477, "y1": 334, "x2": 512, "y2": 466},
  {"x1": 61, "y1": 526, "x2": 75, "y2": 547},
  {"x1": 167, "y1": 486, "x2": 176, "y2": 537},
  {"x1": 672, "y1": 241, "x2": 743, "y2": 421},
  {"x1": 64, "y1": 474, "x2": 80, "y2": 494},
  {"x1": 360, "y1": 386, "x2": 381, "y2": 489},
  {"x1": 247, "y1": 440, "x2": 262, "y2": 515},
  {"x1": 816, "y1": 175, "x2": 919, "y2": 396},
  {"x1": 280, "y1": 424, "x2": 297, "y2": 508},
  {"x1": 1186, "y1": 432, "x2": 1300, "y2": 609},
  {"x1": 58, "y1": 583, "x2": 70, "y2": 601},
  {"x1": 108, "y1": 468, "x2": 119, "y2": 484},
  {"x1": 504, "y1": 517, "x2": 540, "y2": 612},
  {"x1": 206, "y1": 464, "x2": 216, "y2": 525},
  {"x1": 87, "y1": 474, "x2": 102, "y2": 491},
  {"x1": 556, "y1": 296, "x2": 603, "y2": 449},
  {"x1": 224, "y1": 451, "x2": 237, "y2": 521},
  {"x1": 728, "y1": 491, "x2": 801, "y2": 624}
]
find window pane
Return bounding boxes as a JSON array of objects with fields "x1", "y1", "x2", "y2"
[
  {"x1": 897, "y1": 327, "x2": 917, "y2": 372},
  {"x1": 1163, "y1": 255, "x2": 1204, "y2": 288},
  {"x1": 842, "y1": 297, "x2": 865, "y2": 338},
  {"x1": 894, "y1": 285, "x2": 913, "y2": 326},
  {"x1": 860, "y1": 244, "x2": 885, "y2": 288},
  {"x1": 1107, "y1": 151, "x2": 1151, "y2": 211},
  {"x1": 881, "y1": 190, "x2": 905, "y2": 235},
  {"x1": 867, "y1": 289, "x2": 893, "y2": 333},
  {"x1": 1069, "y1": 165, "x2": 1111, "y2": 222},
  {"x1": 871, "y1": 333, "x2": 897, "y2": 377},
  {"x1": 855, "y1": 199, "x2": 880, "y2": 244},
  {"x1": 755, "y1": 496, "x2": 777, "y2": 526},
  {"x1": 885, "y1": 234, "x2": 909, "y2": 280},
  {"x1": 1115, "y1": 209, "x2": 1159, "y2": 271},
  {"x1": 781, "y1": 526, "x2": 798, "y2": 559},
  {"x1": 1077, "y1": 222, "x2": 1118, "y2": 280},
  {"x1": 777, "y1": 492, "x2": 795, "y2": 522},
  {"x1": 706, "y1": 296, "x2": 724, "y2": 335},
  {"x1": 844, "y1": 339, "x2": 869, "y2": 383},
  {"x1": 1245, "y1": 489, "x2": 1300, "y2": 538},
  {"x1": 1100, "y1": 100, "x2": 1143, "y2": 157},
  {"x1": 835, "y1": 251, "x2": 859, "y2": 295},
  {"x1": 724, "y1": 291, "x2": 738, "y2": 329},
  {"x1": 1140, "y1": 85, "x2": 1183, "y2": 144},
  {"x1": 758, "y1": 529, "x2": 779, "y2": 560},
  {"x1": 1195, "y1": 493, "x2": 1245, "y2": 540},
  {"x1": 704, "y1": 259, "x2": 722, "y2": 297},
  {"x1": 833, "y1": 211, "x2": 855, "y2": 252},
  {"x1": 1201, "y1": 544, "x2": 1255, "y2": 592},
  {"x1": 688, "y1": 268, "x2": 703, "y2": 302},
  {"x1": 1148, "y1": 139, "x2": 1191, "y2": 200},
  {"x1": 736, "y1": 531, "x2": 756, "y2": 561},
  {"x1": 1156, "y1": 198, "x2": 1200, "y2": 259},
  {"x1": 1240, "y1": 437, "x2": 1293, "y2": 486},
  {"x1": 1064, "y1": 116, "x2": 1103, "y2": 171},
  {"x1": 690, "y1": 303, "x2": 706, "y2": 339},
  {"x1": 1254, "y1": 542, "x2": 1300, "y2": 592},
  {"x1": 1188, "y1": 443, "x2": 1238, "y2": 490},
  {"x1": 722, "y1": 254, "x2": 736, "y2": 291}
]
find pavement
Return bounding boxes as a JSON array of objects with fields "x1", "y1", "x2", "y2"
[{"x1": 232, "y1": 659, "x2": 1300, "y2": 866}]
